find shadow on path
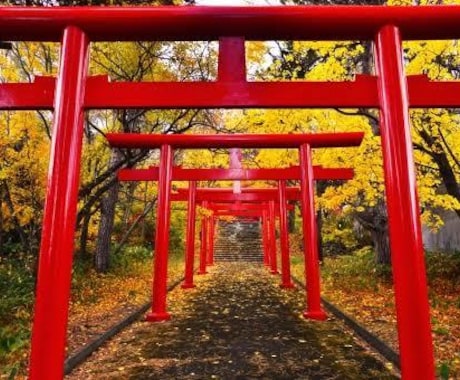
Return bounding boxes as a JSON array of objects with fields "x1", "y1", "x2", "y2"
[{"x1": 68, "y1": 263, "x2": 398, "y2": 379}]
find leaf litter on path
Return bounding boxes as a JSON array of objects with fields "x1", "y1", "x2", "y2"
[{"x1": 67, "y1": 262, "x2": 398, "y2": 379}]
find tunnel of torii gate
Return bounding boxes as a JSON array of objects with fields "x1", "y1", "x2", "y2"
[
  {"x1": 118, "y1": 162, "x2": 355, "y2": 302},
  {"x1": 7, "y1": 5, "x2": 460, "y2": 379},
  {"x1": 108, "y1": 132, "x2": 362, "y2": 322},
  {"x1": 119, "y1": 162, "x2": 360, "y2": 292},
  {"x1": 197, "y1": 201, "x2": 297, "y2": 278}
]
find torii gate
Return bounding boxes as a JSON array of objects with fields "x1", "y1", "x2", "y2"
[
  {"x1": 206, "y1": 201, "x2": 295, "y2": 272},
  {"x1": 4, "y1": 5, "x2": 456, "y2": 378},
  {"x1": 172, "y1": 169, "x2": 353, "y2": 285},
  {"x1": 176, "y1": 187, "x2": 304, "y2": 278},
  {"x1": 119, "y1": 165, "x2": 354, "y2": 280},
  {"x1": 116, "y1": 146, "x2": 359, "y2": 321}
]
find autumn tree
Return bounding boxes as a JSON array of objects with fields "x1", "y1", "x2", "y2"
[
  {"x1": 87, "y1": 38, "x2": 218, "y2": 272},
  {"x1": 238, "y1": 0, "x2": 460, "y2": 265},
  {"x1": 0, "y1": 2, "x2": 218, "y2": 272}
]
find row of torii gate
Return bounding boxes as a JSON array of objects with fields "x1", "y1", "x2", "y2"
[
  {"x1": 112, "y1": 138, "x2": 360, "y2": 323},
  {"x1": 2, "y1": 4, "x2": 459, "y2": 379}
]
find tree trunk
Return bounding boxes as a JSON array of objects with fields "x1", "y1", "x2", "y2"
[
  {"x1": 79, "y1": 205, "x2": 98, "y2": 260},
  {"x1": 113, "y1": 200, "x2": 155, "y2": 256},
  {"x1": 121, "y1": 182, "x2": 136, "y2": 231},
  {"x1": 1, "y1": 181, "x2": 28, "y2": 252},
  {"x1": 371, "y1": 227, "x2": 391, "y2": 265},
  {"x1": 355, "y1": 200, "x2": 391, "y2": 265},
  {"x1": 94, "y1": 150, "x2": 122, "y2": 273}
]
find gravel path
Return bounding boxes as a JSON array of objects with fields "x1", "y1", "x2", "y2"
[{"x1": 67, "y1": 263, "x2": 398, "y2": 379}]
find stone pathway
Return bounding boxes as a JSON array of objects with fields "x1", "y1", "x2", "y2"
[{"x1": 67, "y1": 263, "x2": 398, "y2": 379}]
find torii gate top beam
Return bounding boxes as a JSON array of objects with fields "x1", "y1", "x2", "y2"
[
  {"x1": 171, "y1": 190, "x2": 301, "y2": 202},
  {"x1": 1, "y1": 6, "x2": 460, "y2": 41},
  {"x1": 209, "y1": 203, "x2": 295, "y2": 212},
  {"x1": 118, "y1": 165, "x2": 354, "y2": 182},
  {"x1": 107, "y1": 132, "x2": 364, "y2": 150}
]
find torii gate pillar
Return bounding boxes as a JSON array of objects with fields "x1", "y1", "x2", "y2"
[
  {"x1": 182, "y1": 181, "x2": 197, "y2": 289},
  {"x1": 300, "y1": 144, "x2": 327, "y2": 320},
  {"x1": 29, "y1": 27, "x2": 89, "y2": 380},
  {"x1": 146, "y1": 144, "x2": 173, "y2": 322},
  {"x1": 268, "y1": 200, "x2": 279, "y2": 274},
  {"x1": 375, "y1": 25, "x2": 434, "y2": 378},
  {"x1": 198, "y1": 201, "x2": 209, "y2": 275},
  {"x1": 278, "y1": 180, "x2": 294, "y2": 289},
  {"x1": 207, "y1": 215, "x2": 216, "y2": 266},
  {"x1": 262, "y1": 209, "x2": 270, "y2": 266}
]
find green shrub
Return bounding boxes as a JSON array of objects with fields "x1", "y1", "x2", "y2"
[
  {"x1": 0, "y1": 255, "x2": 35, "y2": 376},
  {"x1": 425, "y1": 251, "x2": 460, "y2": 285}
]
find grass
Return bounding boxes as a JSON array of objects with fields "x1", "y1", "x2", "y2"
[
  {"x1": 0, "y1": 244, "x2": 186, "y2": 379},
  {"x1": 0, "y1": 255, "x2": 35, "y2": 378}
]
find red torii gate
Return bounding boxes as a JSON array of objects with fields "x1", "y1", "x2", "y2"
[
  {"x1": 173, "y1": 167, "x2": 353, "y2": 284},
  {"x1": 3, "y1": 5, "x2": 455, "y2": 378},
  {"x1": 207, "y1": 201, "x2": 295, "y2": 272},
  {"x1": 176, "y1": 188, "x2": 303, "y2": 279}
]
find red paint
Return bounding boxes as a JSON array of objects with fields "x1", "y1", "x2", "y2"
[
  {"x1": 182, "y1": 181, "x2": 197, "y2": 289},
  {"x1": 213, "y1": 210, "x2": 265, "y2": 217},
  {"x1": 0, "y1": 76, "x2": 55, "y2": 110},
  {"x1": 29, "y1": 27, "x2": 89, "y2": 380},
  {"x1": 375, "y1": 25, "x2": 435, "y2": 379},
  {"x1": 262, "y1": 209, "x2": 270, "y2": 267},
  {"x1": 268, "y1": 200, "x2": 279, "y2": 275},
  {"x1": 173, "y1": 192, "x2": 300, "y2": 203},
  {"x1": 198, "y1": 201, "x2": 209, "y2": 275},
  {"x1": 8, "y1": 74, "x2": 460, "y2": 110},
  {"x1": 106, "y1": 132, "x2": 364, "y2": 149},
  {"x1": 207, "y1": 216, "x2": 215, "y2": 266},
  {"x1": 85, "y1": 75, "x2": 378, "y2": 109},
  {"x1": 209, "y1": 203, "x2": 294, "y2": 212},
  {"x1": 118, "y1": 166, "x2": 354, "y2": 182},
  {"x1": 278, "y1": 181, "x2": 294, "y2": 289},
  {"x1": 2, "y1": 6, "x2": 460, "y2": 42},
  {"x1": 146, "y1": 144, "x2": 173, "y2": 322},
  {"x1": 82, "y1": 74, "x2": 460, "y2": 110},
  {"x1": 219, "y1": 37, "x2": 246, "y2": 82},
  {"x1": 3, "y1": 73, "x2": 460, "y2": 111},
  {"x1": 299, "y1": 144, "x2": 327, "y2": 321}
]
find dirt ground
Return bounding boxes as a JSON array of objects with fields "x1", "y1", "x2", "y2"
[{"x1": 67, "y1": 263, "x2": 398, "y2": 379}]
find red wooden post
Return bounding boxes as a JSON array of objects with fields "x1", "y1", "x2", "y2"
[
  {"x1": 299, "y1": 144, "x2": 327, "y2": 321},
  {"x1": 198, "y1": 201, "x2": 208, "y2": 274},
  {"x1": 146, "y1": 144, "x2": 173, "y2": 322},
  {"x1": 375, "y1": 25, "x2": 435, "y2": 379},
  {"x1": 262, "y1": 209, "x2": 270, "y2": 266},
  {"x1": 268, "y1": 200, "x2": 279, "y2": 274},
  {"x1": 29, "y1": 27, "x2": 89, "y2": 380},
  {"x1": 207, "y1": 215, "x2": 215, "y2": 266},
  {"x1": 278, "y1": 180, "x2": 294, "y2": 288},
  {"x1": 219, "y1": 36, "x2": 246, "y2": 83},
  {"x1": 182, "y1": 181, "x2": 197, "y2": 289}
]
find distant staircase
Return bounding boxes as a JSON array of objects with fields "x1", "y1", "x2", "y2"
[{"x1": 213, "y1": 218, "x2": 264, "y2": 263}]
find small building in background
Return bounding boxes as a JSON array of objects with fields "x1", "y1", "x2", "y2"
[{"x1": 423, "y1": 210, "x2": 460, "y2": 252}]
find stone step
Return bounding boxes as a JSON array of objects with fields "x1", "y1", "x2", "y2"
[{"x1": 213, "y1": 218, "x2": 264, "y2": 263}]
